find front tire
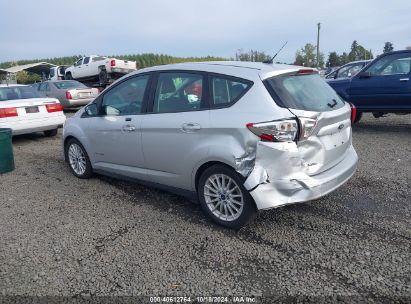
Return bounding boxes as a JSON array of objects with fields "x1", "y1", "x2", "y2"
[
  {"x1": 65, "y1": 73, "x2": 72, "y2": 80},
  {"x1": 65, "y1": 138, "x2": 93, "y2": 179},
  {"x1": 198, "y1": 165, "x2": 256, "y2": 229}
]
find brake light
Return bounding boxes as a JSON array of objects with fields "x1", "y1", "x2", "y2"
[
  {"x1": 297, "y1": 69, "x2": 316, "y2": 75},
  {"x1": 0, "y1": 107, "x2": 18, "y2": 118},
  {"x1": 111, "y1": 59, "x2": 116, "y2": 67},
  {"x1": 65, "y1": 91, "x2": 73, "y2": 99},
  {"x1": 246, "y1": 120, "x2": 298, "y2": 142},
  {"x1": 349, "y1": 103, "x2": 357, "y2": 124},
  {"x1": 46, "y1": 103, "x2": 63, "y2": 113}
]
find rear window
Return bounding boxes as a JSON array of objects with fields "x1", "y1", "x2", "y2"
[
  {"x1": 53, "y1": 81, "x2": 86, "y2": 90},
  {"x1": 264, "y1": 73, "x2": 345, "y2": 112},
  {"x1": 0, "y1": 86, "x2": 39, "y2": 101},
  {"x1": 211, "y1": 76, "x2": 251, "y2": 107}
]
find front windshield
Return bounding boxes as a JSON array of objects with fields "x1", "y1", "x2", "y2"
[{"x1": 0, "y1": 86, "x2": 40, "y2": 101}]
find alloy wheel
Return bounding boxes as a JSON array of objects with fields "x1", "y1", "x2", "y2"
[{"x1": 204, "y1": 173, "x2": 244, "y2": 221}]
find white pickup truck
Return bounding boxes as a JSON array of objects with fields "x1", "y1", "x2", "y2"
[{"x1": 65, "y1": 55, "x2": 137, "y2": 85}]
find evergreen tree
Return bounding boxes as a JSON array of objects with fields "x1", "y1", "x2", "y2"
[{"x1": 383, "y1": 42, "x2": 394, "y2": 53}]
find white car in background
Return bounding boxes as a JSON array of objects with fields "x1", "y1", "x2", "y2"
[{"x1": 0, "y1": 84, "x2": 66, "y2": 136}]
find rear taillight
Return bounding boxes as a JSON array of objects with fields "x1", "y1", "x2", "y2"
[
  {"x1": 247, "y1": 119, "x2": 298, "y2": 142},
  {"x1": 0, "y1": 107, "x2": 18, "y2": 118},
  {"x1": 46, "y1": 103, "x2": 63, "y2": 113},
  {"x1": 111, "y1": 59, "x2": 116, "y2": 67},
  {"x1": 65, "y1": 91, "x2": 72, "y2": 99},
  {"x1": 349, "y1": 103, "x2": 357, "y2": 124},
  {"x1": 297, "y1": 69, "x2": 316, "y2": 75},
  {"x1": 298, "y1": 117, "x2": 318, "y2": 140}
]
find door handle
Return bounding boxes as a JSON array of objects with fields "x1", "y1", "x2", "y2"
[
  {"x1": 122, "y1": 124, "x2": 136, "y2": 132},
  {"x1": 181, "y1": 123, "x2": 201, "y2": 133},
  {"x1": 399, "y1": 78, "x2": 409, "y2": 82}
]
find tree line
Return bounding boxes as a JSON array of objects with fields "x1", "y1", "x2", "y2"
[
  {"x1": 0, "y1": 53, "x2": 226, "y2": 70},
  {"x1": 294, "y1": 41, "x2": 395, "y2": 68},
  {"x1": 0, "y1": 41, "x2": 398, "y2": 84}
]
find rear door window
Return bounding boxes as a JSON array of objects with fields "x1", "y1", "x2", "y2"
[
  {"x1": 210, "y1": 75, "x2": 251, "y2": 107},
  {"x1": 265, "y1": 73, "x2": 345, "y2": 112},
  {"x1": 153, "y1": 72, "x2": 204, "y2": 113}
]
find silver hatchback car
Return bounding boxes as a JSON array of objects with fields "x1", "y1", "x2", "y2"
[{"x1": 63, "y1": 62, "x2": 358, "y2": 228}]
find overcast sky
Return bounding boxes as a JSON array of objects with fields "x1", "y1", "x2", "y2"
[{"x1": 1, "y1": 0, "x2": 410, "y2": 63}]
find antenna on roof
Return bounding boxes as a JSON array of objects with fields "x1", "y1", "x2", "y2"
[{"x1": 263, "y1": 41, "x2": 288, "y2": 64}]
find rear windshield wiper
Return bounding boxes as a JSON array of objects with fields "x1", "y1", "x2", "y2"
[{"x1": 327, "y1": 99, "x2": 338, "y2": 108}]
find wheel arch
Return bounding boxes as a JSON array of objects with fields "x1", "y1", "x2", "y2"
[
  {"x1": 63, "y1": 135, "x2": 91, "y2": 163},
  {"x1": 193, "y1": 160, "x2": 239, "y2": 192}
]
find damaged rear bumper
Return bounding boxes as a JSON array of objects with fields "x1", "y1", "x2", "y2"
[{"x1": 244, "y1": 142, "x2": 358, "y2": 210}]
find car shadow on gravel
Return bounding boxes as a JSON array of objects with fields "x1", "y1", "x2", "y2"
[
  {"x1": 95, "y1": 172, "x2": 334, "y2": 235},
  {"x1": 97, "y1": 174, "x2": 206, "y2": 223},
  {"x1": 12, "y1": 132, "x2": 50, "y2": 143}
]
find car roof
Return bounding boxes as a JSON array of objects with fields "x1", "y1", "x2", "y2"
[
  {"x1": 136, "y1": 61, "x2": 306, "y2": 80},
  {"x1": 382, "y1": 49, "x2": 411, "y2": 55},
  {"x1": 0, "y1": 84, "x2": 27, "y2": 88}
]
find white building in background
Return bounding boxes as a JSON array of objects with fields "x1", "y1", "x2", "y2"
[{"x1": 0, "y1": 62, "x2": 57, "y2": 84}]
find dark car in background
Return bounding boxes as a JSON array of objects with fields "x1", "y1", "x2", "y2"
[
  {"x1": 325, "y1": 60, "x2": 371, "y2": 80},
  {"x1": 327, "y1": 50, "x2": 411, "y2": 122}
]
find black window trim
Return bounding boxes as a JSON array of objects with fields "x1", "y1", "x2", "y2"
[
  {"x1": 208, "y1": 72, "x2": 254, "y2": 109},
  {"x1": 146, "y1": 69, "x2": 210, "y2": 114}
]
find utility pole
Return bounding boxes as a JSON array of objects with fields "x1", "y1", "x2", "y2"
[{"x1": 316, "y1": 22, "x2": 321, "y2": 68}]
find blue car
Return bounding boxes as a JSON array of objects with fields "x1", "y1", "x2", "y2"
[{"x1": 327, "y1": 50, "x2": 411, "y2": 122}]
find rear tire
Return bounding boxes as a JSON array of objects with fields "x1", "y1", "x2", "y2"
[
  {"x1": 65, "y1": 73, "x2": 72, "y2": 80},
  {"x1": 65, "y1": 138, "x2": 93, "y2": 179},
  {"x1": 198, "y1": 165, "x2": 256, "y2": 229},
  {"x1": 99, "y1": 70, "x2": 108, "y2": 86},
  {"x1": 44, "y1": 129, "x2": 58, "y2": 137}
]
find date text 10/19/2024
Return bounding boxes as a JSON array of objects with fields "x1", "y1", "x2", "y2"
[{"x1": 149, "y1": 296, "x2": 257, "y2": 303}]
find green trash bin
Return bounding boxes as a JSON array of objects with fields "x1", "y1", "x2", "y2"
[{"x1": 0, "y1": 128, "x2": 15, "y2": 174}]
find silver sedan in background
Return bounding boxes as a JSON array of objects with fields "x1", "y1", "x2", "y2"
[{"x1": 33, "y1": 80, "x2": 98, "y2": 109}]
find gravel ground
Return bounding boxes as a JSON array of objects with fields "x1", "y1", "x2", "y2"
[{"x1": 0, "y1": 113, "x2": 410, "y2": 302}]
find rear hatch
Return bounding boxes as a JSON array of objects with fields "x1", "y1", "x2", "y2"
[{"x1": 264, "y1": 69, "x2": 352, "y2": 175}]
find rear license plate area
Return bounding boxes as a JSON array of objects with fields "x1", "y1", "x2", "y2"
[
  {"x1": 80, "y1": 92, "x2": 91, "y2": 98},
  {"x1": 25, "y1": 106, "x2": 39, "y2": 114}
]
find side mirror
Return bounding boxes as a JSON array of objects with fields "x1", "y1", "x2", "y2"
[
  {"x1": 85, "y1": 103, "x2": 98, "y2": 116},
  {"x1": 358, "y1": 72, "x2": 372, "y2": 79}
]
